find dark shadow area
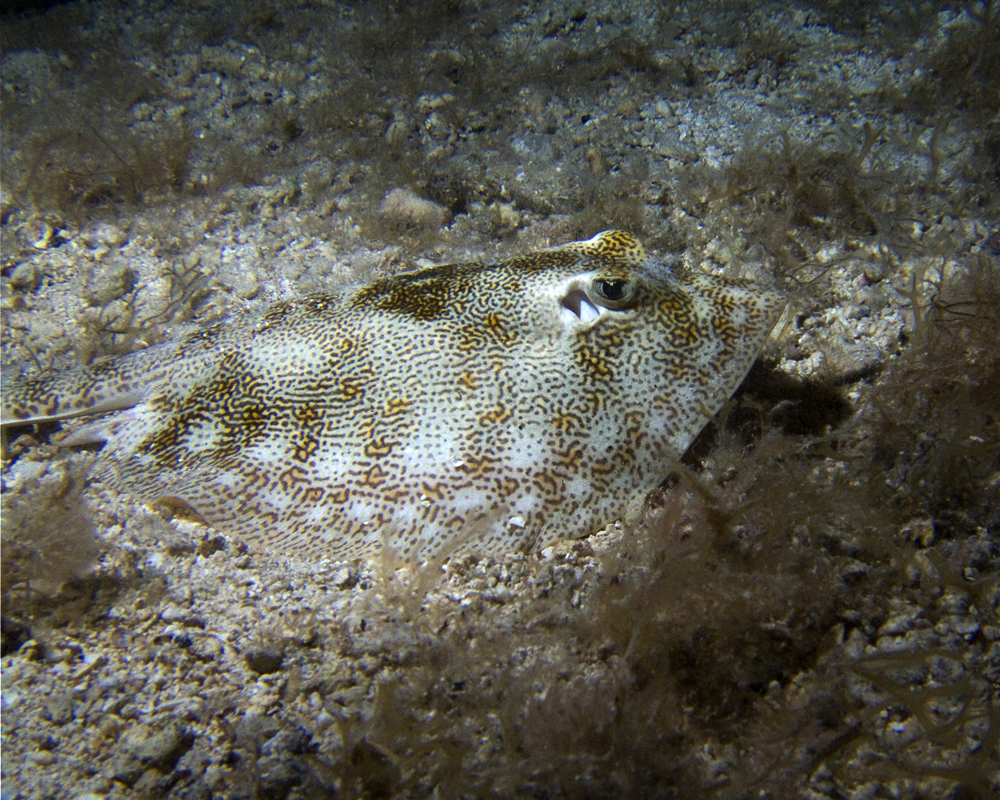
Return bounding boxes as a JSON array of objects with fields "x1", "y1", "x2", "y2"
[{"x1": 684, "y1": 357, "x2": 855, "y2": 467}]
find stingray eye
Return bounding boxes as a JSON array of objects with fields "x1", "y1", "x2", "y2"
[{"x1": 591, "y1": 277, "x2": 636, "y2": 309}]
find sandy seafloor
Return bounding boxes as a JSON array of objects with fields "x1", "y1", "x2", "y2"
[{"x1": 0, "y1": 1, "x2": 998, "y2": 798}]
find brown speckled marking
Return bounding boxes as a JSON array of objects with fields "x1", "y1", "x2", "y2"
[{"x1": 1, "y1": 231, "x2": 784, "y2": 561}]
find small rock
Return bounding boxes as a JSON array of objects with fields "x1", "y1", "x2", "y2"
[
  {"x1": 159, "y1": 604, "x2": 194, "y2": 625},
  {"x1": 878, "y1": 606, "x2": 922, "y2": 636},
  {"x1": 385, "y1": 115, "x2": 411, "y2": 146},
  {"x1": 901, "y1": 518, "x2": 935, "y2": 548},
  {"x1": 43, "y1": 693, "x2": 75, "y2": 725},
  {"x1": 486, "y1": 201, "x2": 521, "y2": 232},
  {"x1": 114, "y1": 722, "x2": 195, "y2": 786},
  {"x1": 196, "y1": 534, "x2": 227, "y2": 557},
  {"x1": 8, "y1": 459, "x2": 47, "y2": 484},
  {"x1": 415, "y1": 92, "x2": 455, "y2": 113},
  {"x1": 17, "y1": 638, "x2": 45, "y2": 661},
  {"x1": 246, "y1": 647, "x2": 285, "y2": 675},
  {"x1": 8, "y1": 263, "x2": 40, "y2": 292},
  {"x1": 332, "y1": 566, "x2": 355, "y2": 588},
  {"x1": 234, "y1": 271, "x2": 260, "y2": 300},
  {"x1": 378, "y1": 187, "x2": 450, "y2": 230},
  {"x1": 84, "y1": 264, "x2": 137, "y2": 306}
]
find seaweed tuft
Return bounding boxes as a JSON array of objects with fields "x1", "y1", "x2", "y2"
[{"x1": 0, "y1": 456, "x2": 102, "y2": 618}]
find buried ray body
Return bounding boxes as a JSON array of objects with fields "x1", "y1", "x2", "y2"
[{"x1": 1, "y1": 231, "x2": 784, "y2": 560}]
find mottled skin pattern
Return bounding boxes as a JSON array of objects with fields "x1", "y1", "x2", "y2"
[{"x1": 1, "y1": 232, "x2": 785, "y2": 560}]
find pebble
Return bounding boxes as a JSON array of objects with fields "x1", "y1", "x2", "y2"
[
  {"x1": 378, "y1": 187, "x2": 451, "y2": 230},
  {"x1": 8, "y1": 263, "x2": 40, "y2": 292}
]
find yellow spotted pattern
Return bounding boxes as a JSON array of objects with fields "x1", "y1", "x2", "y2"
[{"x1": 1, "y1": 231, "x2": 784, "y2": 561}]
